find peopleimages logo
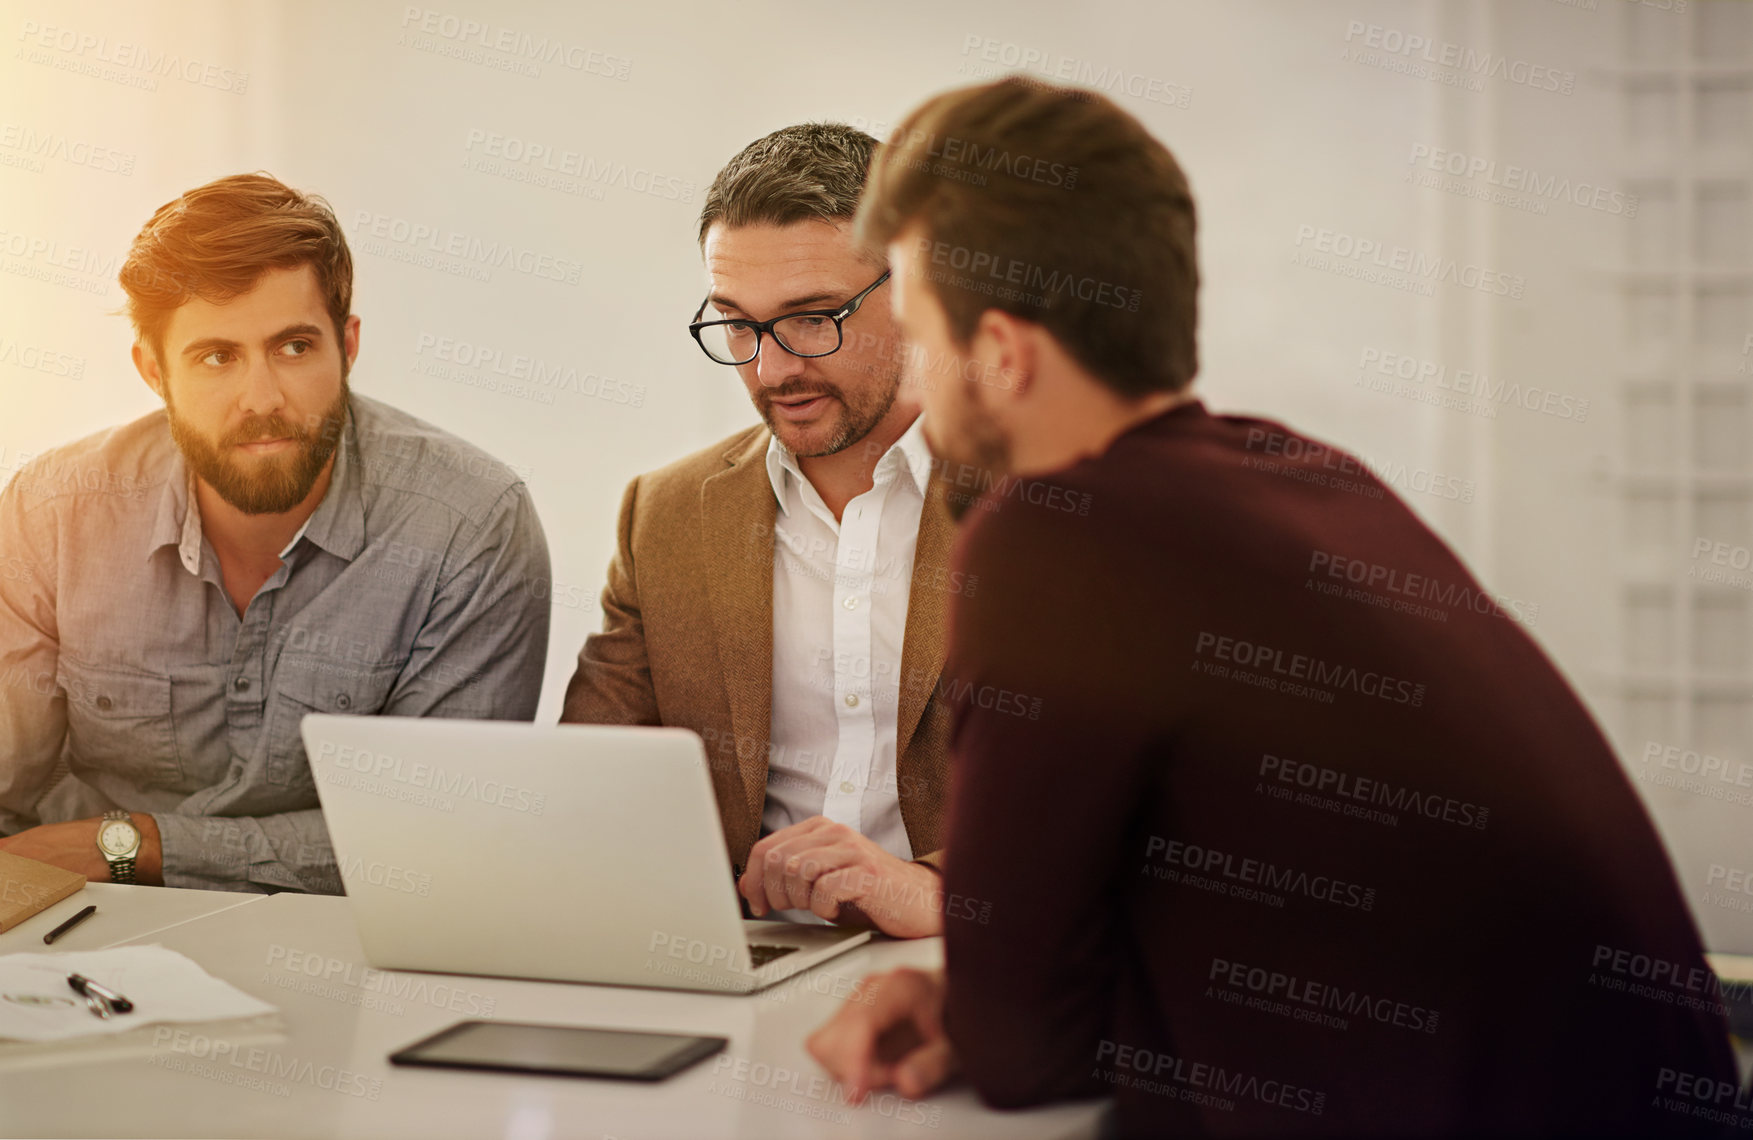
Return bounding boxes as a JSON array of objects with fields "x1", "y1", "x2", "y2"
[
  {"x1": 1690, "y1": 538, "x2": 1753, "y2": 591},
  {"x1": 1341, "y1": 21, "x2": 1575, "y2": 95},
  {"x1": 15, "y1": 20, "x2": 250, "y2": 93},
  {"x1": 1242, "y1": 427, "x2": 1475, "y2": 504},
  {"x1": 1591, "y1": 943, "x2": 1751, "y2": 1012},
  {"x1": 398, "y1": 7, "x2": 630, "y2": 80},
  {"x1": 0, "y1": 123, "x2": 135, "y2": 175},
  {"x1": 1654, "y1": 1067, "x2": 1753, "y2": 1131},
  {"x1": 0, "y1": 335, "x2": 85, "y2": 379},
  {"x1": 1194, "y1": 630, "x2": 1428, "y2": 708},
  {"x1": 708, "y1": 1054, "x2": 943, "y2": 1128},
  {"x1": 1307, "y1": 550, "x2": 1539, "y2": 627},
  {"x1": 916, "y1": 237, "x2": 1141, "y2": 311},
  {"x1": 350, "y1": 210, "x2": 584, "y2": 285},
  {"x1": 264, "y1": 944, "x2": 497, "y2": 1017},
  {"x1": 1258, "y1": 753, "x2": 1489, "y2": 831},
  {"x1": 1406, "y1": 144, "x2": 1636, "y2": 217},
  {"x1": 1207, "y1": 956, "x2": 1440, "y2": 1034},
  {"x1": 1356, "y1": 347, "x2": 1588, "y2": 422},
  {"x1": 0, "y1": 228, "x2": 118, "y2": 277},
  {"x1": 887, "y1": 127, "x2": 1078, "y2": 189},
  {"x1": 463, "y1": 130, "x2": 694, "y2": 202},
  {"x1": 956, "y1": 35, "x2": 1191, "y2": 109},
  {"x1": 335, "y1": 856, "x2": 431, "y2": 896},
  {"x1": 1294, "y1": 225, "x2": 1526, "y2": 299},
  {"x1": 1096, "y1": 1040, "x2": 1326, "y2": 1116},
  {"x1": 149, "y1": 1028, "x2": 382, "y2": 1099},
  {"x1": 316, "y1": 741, "x2": 547, "y2": 814},
  {"x1": 414, "y1": 333, "x2": 646, "y2": 408},
  {"x1": 1144, "y1": 836, "x2": 1378, "y2": 912},
  {"x1": 1645, "y1": 740, "x2": 1753, "y2": 784}
]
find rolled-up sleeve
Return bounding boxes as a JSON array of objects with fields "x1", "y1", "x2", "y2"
[{"x1": 157, "y1": 808, "x2": 341, "y2": 893}]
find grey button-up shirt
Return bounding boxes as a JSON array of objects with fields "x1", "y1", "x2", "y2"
[{"x1": 0, "y1": 394, "x2": 551, "y2": 893}]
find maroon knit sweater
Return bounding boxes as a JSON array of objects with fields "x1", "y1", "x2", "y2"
[{"x1": 938, "y1": 401, "x2": 1736, "y2": 1138}]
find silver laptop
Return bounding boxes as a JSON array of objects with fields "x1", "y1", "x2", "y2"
[{"x1": 300, "y1": 716, "x2": 871, "y2": 994}]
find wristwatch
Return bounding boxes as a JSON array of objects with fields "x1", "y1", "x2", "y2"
[{"x1": 96, "y1": 811, "x2": 141, "y2": 885}]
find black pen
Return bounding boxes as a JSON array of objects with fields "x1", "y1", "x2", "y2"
[
  {"x1": 67, "y1": 973, "x2": 133, "y2": 1013},
  {"x1": 42, "y1": 905, "x2": 96, "y2": 945}
]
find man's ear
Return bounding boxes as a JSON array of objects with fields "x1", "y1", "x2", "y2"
[
  {"x1": 342, "y1": 314, "x2": 361, "y2": 371},
  {"x1": 973, "y1": 309, "x2": 1038, "y2": 401},
  {"x1": 132, "y1": 341, "x2": 165, "y2": 401}
]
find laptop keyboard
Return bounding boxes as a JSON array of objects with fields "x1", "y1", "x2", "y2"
[{"x1": 747, "y1": 943, "x2": 799, "y2": 969}]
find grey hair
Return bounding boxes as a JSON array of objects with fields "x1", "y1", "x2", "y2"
[{"x1": 697, "y1": 122, "x2": 878, "y2": 246}]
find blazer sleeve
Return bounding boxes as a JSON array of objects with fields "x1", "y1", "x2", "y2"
[{"x1": 561, "y1": 476, "x2": 662, "y2": 726}]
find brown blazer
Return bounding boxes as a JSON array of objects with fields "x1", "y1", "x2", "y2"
[{"x1": 560, "y1": 424, "x2": 955, "y2": 877}]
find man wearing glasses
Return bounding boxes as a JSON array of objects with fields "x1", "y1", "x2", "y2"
[{"x1": 560, "y1": 124, "x2": 955, "y2": 938}]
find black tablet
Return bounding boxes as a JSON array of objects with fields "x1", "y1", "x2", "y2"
[{"x1": 390, "y1": 1020, "x2": 728, "y2": 1081}]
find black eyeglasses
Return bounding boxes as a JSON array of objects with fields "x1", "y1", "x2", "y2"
[{"x1": 689, "y1": 271, "x2": 890, "y2": 366}]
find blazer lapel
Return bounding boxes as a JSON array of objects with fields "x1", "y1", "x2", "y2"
[
  {"x1": 896, "y1": 475, "x2": 955, "y2": 758},
  {"x1": 700, "y1": 432, "x2": 777, "y2": 847}
]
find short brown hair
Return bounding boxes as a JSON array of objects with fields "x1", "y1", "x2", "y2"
[
  {"x1": 857, "y1": 78, "x2": 1199, "y2": 396},
  {"x1": 697, "y1": 122, "x2": 877, "y2": 247},
  {"x1": 120, "y1": 172, "x2": 353, "y2": 359}
]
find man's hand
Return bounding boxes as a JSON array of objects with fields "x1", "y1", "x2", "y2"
[
  {"x1": 808, "y1": 967, "x2": 957, "y2": 1103},
  {"x1": 0, "y1": 814, "x2": 163, "y2": 885},
  {"x1": 738, "y1": 816, "x2": 943, "y2": 938}
]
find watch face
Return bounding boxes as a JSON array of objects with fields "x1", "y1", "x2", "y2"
[{"x1": 99, "y1": 821, "x2": 137, "y2": 856}]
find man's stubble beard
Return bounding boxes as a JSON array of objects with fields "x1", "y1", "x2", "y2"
[
  {"x1": 166, "y1": 370, "x2": 350, "y2": 517},
  {"x1": 757, "y1": 358, "x2": 901, "y2": 459},
  {"x1": 936, "y1": 375, "x2": 1013, "y2": 523}
]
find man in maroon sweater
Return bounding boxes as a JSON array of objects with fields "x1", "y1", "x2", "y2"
[{"x1": 806, "y1": 79, "x2": 1741, "y2": 1137}]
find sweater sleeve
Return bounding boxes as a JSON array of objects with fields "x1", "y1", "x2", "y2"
[{"x1": 938, "y1": 487, "x2": 1150, "y2": 1109}]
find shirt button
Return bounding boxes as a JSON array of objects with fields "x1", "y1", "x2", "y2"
[
  {"x1": 336, "y1": 693, "x2": 352, "y2": 711},
  {"x1": 95, "y1": 696, "x2": 113, "y2": 711},
  {"x1": 842, "y1": 596, "x2": 859, "y2": 610},
  {"x1": 844, "y1": 694, "x2": 860, "y2": 708},
  {"x1": 233, "y1": 677, "x2": 250, "y2": 693},
  {"x1": 840, "y1": 781, "x2": 856, "y2": 795}
]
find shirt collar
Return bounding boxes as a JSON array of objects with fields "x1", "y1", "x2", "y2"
[
  {"x1": 146, "y1": 406, "x2": 365, "y2": 576},
  {"x1": 763, "y1": 413, "x2": 932, "y2": 518},
  {"x1": 145, "y1": 450, "x2": 202, "y2": 576},
  {"x1": 295, "y1": 413, "x2": 365, "y2": 563},
  {"x1": 891, "y1": 413, "x2": 933, "y2": 496}
]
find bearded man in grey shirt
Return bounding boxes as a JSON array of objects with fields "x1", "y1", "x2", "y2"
[{"x1": 0, "y1": 173, "x2": 551, "y2": 893}]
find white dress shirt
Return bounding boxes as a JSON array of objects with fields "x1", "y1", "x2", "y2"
[{"x1": 763, "y1": 415, "x2": 932, "y2": 874}]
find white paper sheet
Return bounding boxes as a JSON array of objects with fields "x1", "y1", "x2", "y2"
[{"x1": 0, "y1": 945, "x2": 277, "y2": 1041}]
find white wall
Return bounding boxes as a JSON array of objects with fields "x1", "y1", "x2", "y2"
[{"x1": 4, "y1": 0, "x2": 1745, "y2": 947}]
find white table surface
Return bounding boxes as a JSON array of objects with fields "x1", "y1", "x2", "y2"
[
  {"x1": 0, "y1": 886, "x2": 1110, "y2": 1140},
  {"x1": 0, "y1": 881, "x2": 263, "y2": 952}
]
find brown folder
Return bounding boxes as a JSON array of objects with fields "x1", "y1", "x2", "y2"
[{"x1": 0, "y1": 851, "x2": 86, "y2": 933}]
